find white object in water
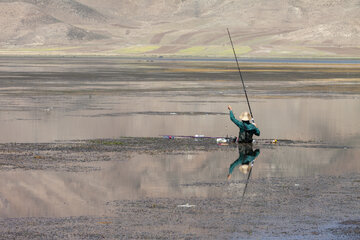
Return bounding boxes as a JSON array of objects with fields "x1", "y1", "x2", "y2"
[
  {"x1": 216, "y1": 138, "x2": 228, "y2": 144},
  {"x1": 177, "y1": 203, "x2": 196, "y2": 208}
]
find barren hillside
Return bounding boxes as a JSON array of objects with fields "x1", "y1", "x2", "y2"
[{"x1": 0, "y1": 0, "x2": 359, "y2": 57}]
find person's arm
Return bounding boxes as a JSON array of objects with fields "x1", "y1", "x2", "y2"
[
  {"x1": 228, "y1": 157, "x2": 243, "y2": 180},
  {"x1": 228, "y1": 106, "x2": 244, "y2": 129}
]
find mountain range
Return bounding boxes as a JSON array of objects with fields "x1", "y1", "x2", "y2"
[{"x1": 0, "y1": 0, "x2": 359, "y2": 57}]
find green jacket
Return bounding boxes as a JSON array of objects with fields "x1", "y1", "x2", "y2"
[
  {"x1": 229, "y1": 147, "x2": 260, "y2": 175},
  {"x1": 230, "y1": 110, "x2": 260, "y2": 143}
]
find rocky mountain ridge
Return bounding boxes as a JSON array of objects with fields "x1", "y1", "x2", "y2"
[{"x1": 0, "y1": 0, "x2": 359, "y2": 57}]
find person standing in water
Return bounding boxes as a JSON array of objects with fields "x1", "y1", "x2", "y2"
[{"x1": 228, "y1": 105, "x2": 260, "y2": 143}]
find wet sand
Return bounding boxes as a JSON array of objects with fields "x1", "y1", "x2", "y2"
[
  {"x1": 0, "y1": 57, "x2": 359, "y2": 239},
  {"x1": 0, "y1": 138, "x2": 359, "y2": 239}
]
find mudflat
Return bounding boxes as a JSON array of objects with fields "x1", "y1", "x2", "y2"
[{"x1": 0, "y1": 57, "x2": 359, "y2": 239}]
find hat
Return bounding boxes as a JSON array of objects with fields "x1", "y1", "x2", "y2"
[
  {"x1": 239, "y1": 112, "x2": 251, "y2": 121},
  {"x1": 239, "y1": 164, "x2": 251, "y2": 174}
]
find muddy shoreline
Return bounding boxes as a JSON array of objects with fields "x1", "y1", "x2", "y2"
[
  {"x1": 0, "y1": 138, "x2": 359, "y2": 239},
  {"x1": 0, "y1": 137, "x2": 354, "y2": 171}
]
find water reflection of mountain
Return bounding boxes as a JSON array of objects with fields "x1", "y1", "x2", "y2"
[{"x1": 0, "y1": 142, "x2": 359, "y2": 218}]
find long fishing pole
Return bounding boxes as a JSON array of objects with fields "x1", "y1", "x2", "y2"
[
  {"x1": 160, "y1": 134, "x2": 225, "y2": 139},
  {"x1": 238, "y1": 164, "x2": 253, "y2": 212},
  {"x1": 227, "y1": 28, "x2": 253, "y2": 118}
]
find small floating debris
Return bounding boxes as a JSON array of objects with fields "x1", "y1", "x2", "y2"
[
  {"x1": 177, "y1": 203, "x2": 196, "y2": 208},
  {"x1": 216, "y1": 138, "x2": 228, "y2": 144}
]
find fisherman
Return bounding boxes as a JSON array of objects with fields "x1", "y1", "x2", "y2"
[
  {"x1": 227, "y1": 105, "x2": 260, "y2": 143},
  {"x1": 227, "y1": 145, "x2": 260, "y2": 180}
]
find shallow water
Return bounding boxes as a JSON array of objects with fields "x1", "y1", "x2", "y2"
[
  {"x1": 0, "y1": 56, "x2": 359, "y2": 144},
  {"x1": 0, "y1": 146, "x2": 360, "y2": 217},
  {"x1": 0, "y1": 57, "x2": 359, "y2": 239},
  {"x1": 0, "y1": 145, "x2": 359, "y2": 218}
]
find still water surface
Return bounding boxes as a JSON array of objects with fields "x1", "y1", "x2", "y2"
[
  {"x1": 0, "y1": 56, "x2": 359, "y2": 144},
  {"x1": 0, "y1": 146, "x2": 358, "y2": 218},
  {"x1": 0, "y1": 57, "x2": 359, "y2": 218}
]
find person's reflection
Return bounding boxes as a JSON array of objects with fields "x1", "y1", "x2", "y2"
[{"x1": 227, "y1": 144, "x2": 260, "y2": 180}]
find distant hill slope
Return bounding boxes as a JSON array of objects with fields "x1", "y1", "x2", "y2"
[
  {"x1": 0, "y1": 0, "x2": 359, "y2": 57},
  {"x1": 0, "y1": 1, "x2": 106, "y2": 46}
]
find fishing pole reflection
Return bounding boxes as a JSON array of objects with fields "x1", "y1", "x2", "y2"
[{"x1": 227, "y1": 144, "x2": 260, "y2": 180}]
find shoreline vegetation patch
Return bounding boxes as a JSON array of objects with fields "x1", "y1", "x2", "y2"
[
  {"x1": 177, "y1": 45, "x2": 252, "y2": 57},
  {"x1": 113, "y1": 45, "x2": 160, "y2": 54},
  {"x1": 0, "y1": 45, "x2": 356, "y2": 58}
]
